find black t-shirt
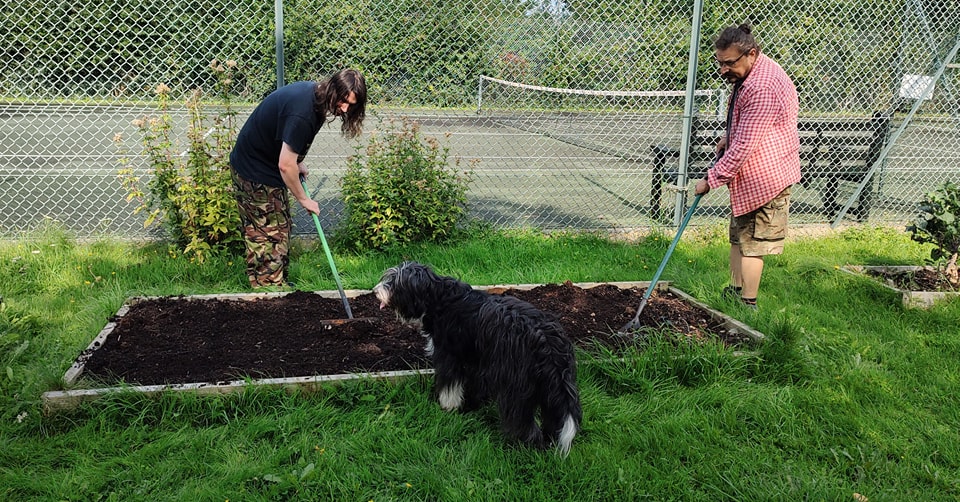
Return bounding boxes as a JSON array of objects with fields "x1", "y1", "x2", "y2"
[{"x1": 230, "y1": 81, "x2": 326, "y2": 187}]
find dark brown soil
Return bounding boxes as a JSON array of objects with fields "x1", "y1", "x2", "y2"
[
  {"x1": 79, "y1": 283, "x2": 753, "y2": 386},
  {"x1": 866, "y1": 267, "x2": 960, "y2": 292}
]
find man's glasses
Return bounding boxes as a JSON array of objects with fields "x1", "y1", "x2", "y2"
[{"x1": 714, "y1": 50, "x2": 750, "y2": 68}]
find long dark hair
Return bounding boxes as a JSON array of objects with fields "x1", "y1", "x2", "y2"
[{"x1": 315, "y1": 68, "x2": 367, "y2": 139}]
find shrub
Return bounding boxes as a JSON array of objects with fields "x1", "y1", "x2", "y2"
[
  {"x1": 116, "y1": 60, "x2": 242, "y2": 262},
  {"x1": 336, "y1": 117, "x2": 476, "y2": 252},
  {"x1": 907, "y1": 181, "x2": 960, "y2": 286}
]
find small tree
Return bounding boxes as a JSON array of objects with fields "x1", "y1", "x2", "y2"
[
  {"x1": 337, "y1": 117, "x2": 476, "y2": 252},
  {"x1": 907, "y1": 181, "x2": 960, "y2": 287},
  {"x1": 116, "y1": 60, "x2": 242, "y2": 262}
]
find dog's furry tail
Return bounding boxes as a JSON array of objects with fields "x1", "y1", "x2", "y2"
[
  {"x1": 557, "y1": 414, "x2": 578, "y2": 457},
  {"x1": 553, "y1": 365, "x2": 582, "y2": 457}
]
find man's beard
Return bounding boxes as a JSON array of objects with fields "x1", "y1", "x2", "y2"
[{"x1": 722, "y1": 73, "x2": 741, "y2": 84}]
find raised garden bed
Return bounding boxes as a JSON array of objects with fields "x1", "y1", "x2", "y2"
[
  {"x1": 42, "y1": 281, "x2": 765, "y2": 412},
  {"x1": 841, "y1": 265, "x2": 960, "y2": 309}
]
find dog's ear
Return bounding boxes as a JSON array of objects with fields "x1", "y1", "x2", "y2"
[
  {"x1": 394, "y1": 262, "x2": 469, "y2": 315},
  {"x1": 415, "y1": 263, "x2": 452, "y2": 293},
  {"x1": 396, "y1": 261, "x2": 434, "y2": 291},
  {"x1": 382, "y1": 262, "x2": 430, "y2": 316}
]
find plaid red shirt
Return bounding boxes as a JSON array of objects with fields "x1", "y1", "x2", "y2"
[{"x1": 707, "y1": 54, "x2": 801, "y2": 216}]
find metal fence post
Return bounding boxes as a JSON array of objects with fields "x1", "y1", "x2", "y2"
[
  {"x1": 673, "y1": 0, "x2": 706, "y2": 226},
  {"x1": 275, "y1": 0, "x2": 285, "y2": 88}
]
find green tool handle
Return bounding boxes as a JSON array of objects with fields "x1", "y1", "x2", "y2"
[
  {"x1": 640, "y1": 193, "x2": 703, "y2": 305},
  {"x1": 300, "y1": 175, "x2": 353, "y2": 319}
]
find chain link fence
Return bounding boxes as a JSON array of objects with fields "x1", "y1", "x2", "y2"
[{"x1": 1, "y1": 0, "x2": 958, "y2": 238}]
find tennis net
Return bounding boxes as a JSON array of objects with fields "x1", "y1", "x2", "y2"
[{"x1": 476, "y1": 75, "x2": 726, "y2": 161}]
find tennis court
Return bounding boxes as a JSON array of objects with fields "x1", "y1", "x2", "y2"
[
  {"x1": 2, "y1": 96, "x2": 958, "y2": 238},
  {"x1": 0, "y1": 96, "x2": 712, "y2": 237}
]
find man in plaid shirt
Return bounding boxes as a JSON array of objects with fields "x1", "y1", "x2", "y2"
[{"x1": 695, "y1": 24, "x2": 801, "y2": 309}]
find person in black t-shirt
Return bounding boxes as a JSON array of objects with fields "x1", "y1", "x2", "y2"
[{"x1": 230, "y1": 69, "x2": 366, "y2": 288}]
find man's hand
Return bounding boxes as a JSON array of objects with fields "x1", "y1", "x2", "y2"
[
  {"x1": 695, "y1": 178, "x2": 710, "y2": 195},
  {"x1": 294, "y1": 167, "x2": 320, "y2": 216},
  {"x1": 298, "y1": 197, "x2": 320, "y2": 216},
  {"x1": 279, "y1": 143, "x2": 322, "y2": 215}
]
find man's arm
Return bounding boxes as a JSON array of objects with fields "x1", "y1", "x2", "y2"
[
  {"x1": 707, "y1": 86, "x2": 783, "y2": 188},
  {"x1": 279, "y1": 142, "x2": 320, "y2": 215}
]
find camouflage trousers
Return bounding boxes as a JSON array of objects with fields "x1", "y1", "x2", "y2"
[{"x1": 232, "y1": 170, "x2": 291, "y2": 287}]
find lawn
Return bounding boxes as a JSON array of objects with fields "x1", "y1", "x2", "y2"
[{"x1": 1, "y1": 222, "x2": 958, "y2": 501}]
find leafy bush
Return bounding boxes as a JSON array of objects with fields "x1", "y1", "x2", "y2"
[
  {"x1": 336, "y1": 117, "x2": 475, "y2": 252},
  {"x1": 116, "y1": 60, "x2": 242, "y2": 262},
  {"x1": 907, "y1": 181, "x2": 960, "y2": 286}
]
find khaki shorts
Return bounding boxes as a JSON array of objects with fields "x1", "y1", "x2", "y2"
[{"x1": 729, "y1": 186, "x2": 791, "y2": 257}]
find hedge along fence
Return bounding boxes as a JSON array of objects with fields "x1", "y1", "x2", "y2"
[
  {"x1": 1, "y1": 1, "x2": 276, "y2": 101},
  {"x1": 1, "y1": 0, "x2": 509, "y2": 106},
  {"x1": 4, "y1": 0, "x2": 956, "y2": 113}
]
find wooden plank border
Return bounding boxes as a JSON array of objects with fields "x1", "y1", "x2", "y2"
[{"x1": 43, "y1": 281, "x2": 764, "y2": 413}]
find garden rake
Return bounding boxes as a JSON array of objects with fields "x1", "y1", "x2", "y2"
[
  {"x1": 619, "y1": 193, "x2": 702, "y2": 334},
  {"x1": 300, "y1": 174, "x2": 354, "y2": 319}
]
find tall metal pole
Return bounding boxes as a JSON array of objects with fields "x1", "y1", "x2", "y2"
[
  {"x1": 275, "y1": 0, "x2": 285, "y2": 89},
  {"x1": 673, "y1": 0, "x2": 705, "y2": 226}
]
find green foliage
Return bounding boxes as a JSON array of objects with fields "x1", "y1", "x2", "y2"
[
  {"x1": 285, "y1": 0, "x2": 507, "y2": 107},
  {"x1": 907, "y1": 181, "x2": 960, "y2": 284},
  {"x1": 116, "y1": 61, "x2": 242, "y2": 263},
  {"x1": 3, "y1": 1, "x2": 276, "y2": 100},
  {"x1": 0, "y1": 300, "x2": 40, "y2": 364},
  {"x1": 2, "y1": 227, "x2": 960, "y2": 499},
  {"x1": 0, "y1": 299, "x2": 43, "y2": 399},
  {"x1": 337, "y1": 118, "x2": 475, "y2": 252},
  {"x1": 3, "y1": 0, "x2": 934, "y2": 113},
  {"x1": 754, "y1": 314, "x2": 811, "y2": 385}
]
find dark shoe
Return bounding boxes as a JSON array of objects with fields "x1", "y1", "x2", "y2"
[
  {"x1": 740, "y1": 297, "x2": 758, "y2": 310},
  {"x1": 722, "y1": 285, "x2": 742, "y2": 300}
]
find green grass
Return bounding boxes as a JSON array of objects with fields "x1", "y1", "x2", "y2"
[{"x1": 1, "y1": 222, "x2": 958, "y2": 501}]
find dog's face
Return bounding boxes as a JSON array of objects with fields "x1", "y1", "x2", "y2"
[
  {"x1": 373, "y1": 261, "x2": 436, "y2": 321},
  {"x1": 372, "y1": 266, "x2": 398, "y2": 311}
]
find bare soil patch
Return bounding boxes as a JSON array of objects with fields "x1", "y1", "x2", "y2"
[
  {"x1": 79, "y1": 283, "x2": 753, "y2": 386},
  {"x1": 865, "y1": 267, "x2": 959, "y2": 292}
]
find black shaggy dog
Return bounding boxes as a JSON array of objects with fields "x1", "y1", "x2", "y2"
[{"x1": 373, "y1": 261, "x2": 582, "y2": 456}]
